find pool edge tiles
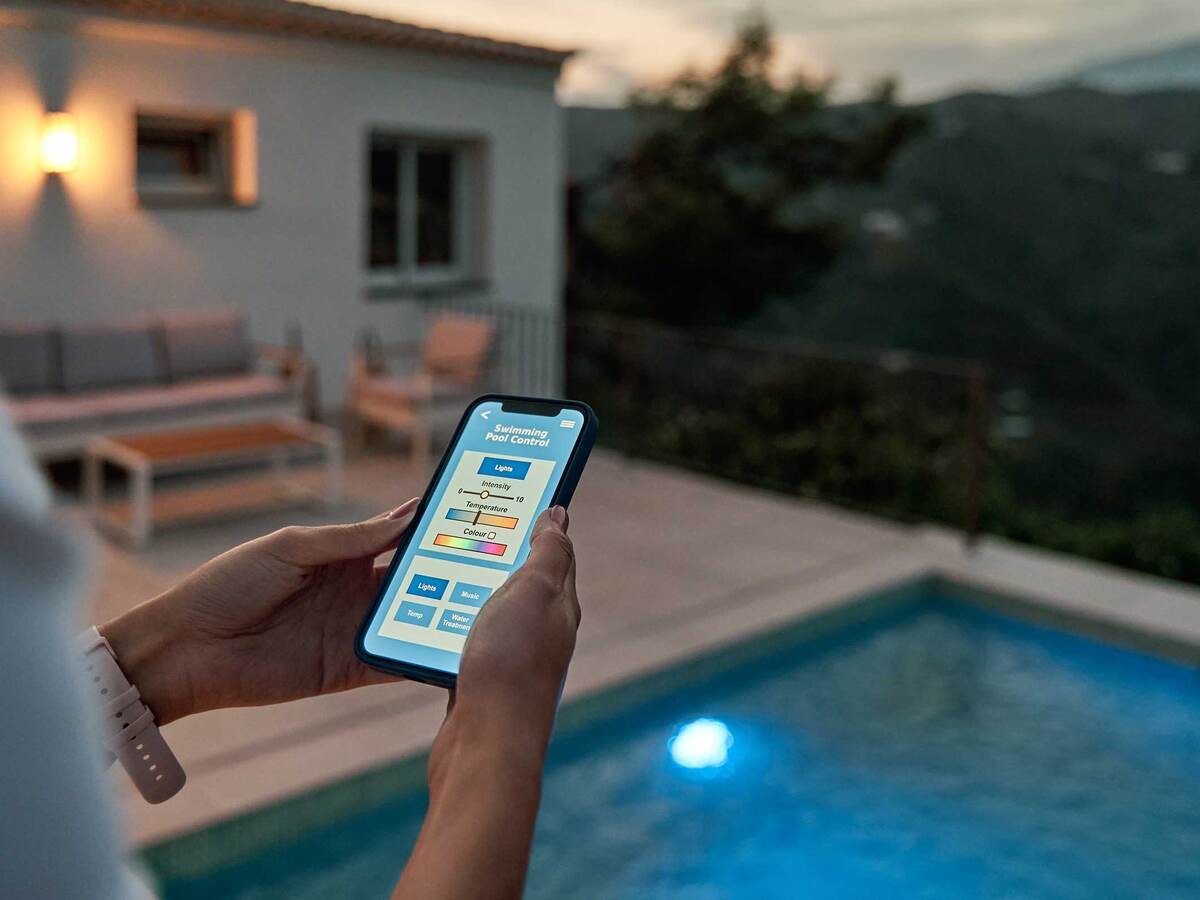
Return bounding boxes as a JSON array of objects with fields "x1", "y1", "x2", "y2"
[
  {"x1": 928, "y1": 574, "x2": 1200, "y2": 668},
  {"x1": 139, "y1": 752, "x2": 430, "y2": 883}
]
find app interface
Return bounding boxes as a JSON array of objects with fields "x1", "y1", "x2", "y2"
[{"x1": 363, "y1": 400, "x2": 585, "y2": 674}]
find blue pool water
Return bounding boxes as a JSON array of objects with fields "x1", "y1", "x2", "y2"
[{"x1": 148, "y1": 590, "x2": 1200, "y2": 899}]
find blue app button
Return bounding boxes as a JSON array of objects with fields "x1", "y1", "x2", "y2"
[
  {"x1": 436, "y1": 609, "x2": 477, "y2": 636},
  {"x1": 395, "y1": 601, "x2": 436, "y2": 627},
  {"x1": 450, "y1": 582, "x2": 493, "y2": 607},
  {"x1": 406, "y1": 574, "x2": 449, "y2": 601},
  {"x1": 477, "y1": 457, "x2": 531, "y2": 480}
]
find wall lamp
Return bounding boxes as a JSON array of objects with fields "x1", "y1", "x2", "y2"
[{"x1": 40, "y1": 112, "x2": 79, "y2": 173}]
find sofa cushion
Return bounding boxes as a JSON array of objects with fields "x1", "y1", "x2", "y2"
[
  {"x1": 60, "y1": 321, "x2": 163, "y2": 391},
  {"x1": 8, "y1": 374, "x2": 293, "y2": 428},
  {"x1": 0, "y1": 323, "x2": 58, "y2": 395},
  {"x1": 161, "y1": 311, "x2": 251, "y2": 381}
]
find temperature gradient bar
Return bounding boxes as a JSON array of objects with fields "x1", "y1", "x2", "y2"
[
  {"x1": 478, "y1": 513, "x2": 519, "y2": 529},
  {"x1": 445, "y1": 508, "x2": 519, "y2": 529},
  {"x1": 434, "y1": 533, "x2": 508, "y2": 556}
]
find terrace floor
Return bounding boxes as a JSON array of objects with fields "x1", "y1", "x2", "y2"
[{"x1": 71, "y1": 449, "x2": 1200, "y2": 847}]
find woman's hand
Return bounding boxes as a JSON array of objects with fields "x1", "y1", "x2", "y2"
[
  {"x1": 100, "y1": 498, "x2": 420, "y2": 725},
  {"x1": 439, "y1": 504, "x2": 580, "y2": 757},
  {"x1": 394, "y1": 507, "x2": 581, "y2": 900},
  {"x1": 100, "y1": 499, "x2": 583, "y2": 900}
]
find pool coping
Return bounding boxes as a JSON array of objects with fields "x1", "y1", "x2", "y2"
[
  {"x1": 140, "y1": 528, "x2": 1200, "y2": 880},
  {"x1": 919, "y1": 526, "x2": 1200, "y2": 666}
]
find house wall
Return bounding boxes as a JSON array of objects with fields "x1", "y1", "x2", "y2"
[{"x1": 0, "y1": 6, "x2": 565, "y2": 405}]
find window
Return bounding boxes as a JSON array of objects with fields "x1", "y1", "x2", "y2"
[
  {"x1": 367, "y1": 135, "x2": 482, "y2": 285},
  {"x1": 368, "y1": 143, "x2": 401, "y2": 268},
  {"x1": 417, "y1": 148, "x2": 455, "y2": 266},
  {"x1": 136, "y1": 110, "x2": 257, "y2": 206}
]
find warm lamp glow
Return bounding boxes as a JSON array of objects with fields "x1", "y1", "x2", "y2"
[{"x1": 40, "y1": 112, "x2": 78, "y2": 173}]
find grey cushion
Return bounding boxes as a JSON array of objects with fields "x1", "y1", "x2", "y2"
[
  {"x1": 60, "y1": 321, "x2": 163, "y2": 391},
  {"x1": 161, "y1": 311, "x2": 250, "y2": 381},
  {"x1": 0, "y1": 324, "x2": 58, "y2": 395}
]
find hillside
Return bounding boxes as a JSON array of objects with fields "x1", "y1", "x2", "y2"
[
  {"x1": 568, "y1": 89, "x2": 1200, "y2": 426},
  {"x1": 755, "y1": 87, "x2": 1200, "y2": 518},
  {"x1": 566, "y1": 87, "x2": 1200, "y2": 520},
  {"x1": 770, "y1": 88, "x2": 1200, "y2": 404}
]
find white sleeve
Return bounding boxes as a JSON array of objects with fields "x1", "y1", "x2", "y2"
[{"x1": 0, "y1": 411, "x2": 141, "y2": 899}]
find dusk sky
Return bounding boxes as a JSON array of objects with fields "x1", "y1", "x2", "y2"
[{"x1": 318, "y1": 0, "x2": 1200, "y2": 104}]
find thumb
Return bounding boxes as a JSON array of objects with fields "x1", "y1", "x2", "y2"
[
  {"x1": 524, "y1": 506, "x2": 574, "y2": 584},
  {"x1": 264, "y1": 497, "x2": 419, "y2": 566}
]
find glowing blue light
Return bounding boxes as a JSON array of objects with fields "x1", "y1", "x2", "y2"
[{"x1": 668, "y1": 718, "x2": 733, "y2": 769}]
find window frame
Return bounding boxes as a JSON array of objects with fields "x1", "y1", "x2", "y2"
[
  {"x1": 365, "y1": 131, "x2": 484, "y2": 291},
  {"x1": 134, "y1": 108, "x2": 257, "y2": 208}
]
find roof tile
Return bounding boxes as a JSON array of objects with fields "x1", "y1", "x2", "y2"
[{"x1": 41, "y1": 0, "x2": 573, "y2": 67}]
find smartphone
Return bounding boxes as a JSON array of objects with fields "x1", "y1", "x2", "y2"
[{"x1": 355, "y1": 394, "x2": 598, "y2": 687}]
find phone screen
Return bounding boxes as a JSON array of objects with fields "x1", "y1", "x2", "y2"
[{"x1": 361, "y1": 399, "x2": 587, "y2": 677}]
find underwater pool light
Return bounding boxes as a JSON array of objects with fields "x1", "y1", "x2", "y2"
[{"x1": 668, "y1": 718, "x2": 733, "y2": 769}]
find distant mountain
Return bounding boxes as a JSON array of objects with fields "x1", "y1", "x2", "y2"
[
  {"x1": 758, "y1": 86, "x2": 1200, "y2": 515},
  {"x1": 568, "y1": 88, "x2": 1200, "y2": 412},
  {"x1": 1055, "y1": 39, "x2": 1200, "y2": 92},
  {"x1": 566, "y1": 87, "x2": 1200, "y2": 516},
  {"x1": 776, "y1": 87, "x2": 1200, "y2": 410}
]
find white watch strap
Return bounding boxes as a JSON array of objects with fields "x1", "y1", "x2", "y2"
[{"x1": 77, "y1": 627, "x2": 186, "y2": 804}]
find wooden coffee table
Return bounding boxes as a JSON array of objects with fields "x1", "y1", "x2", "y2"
[{"x1": 85, "y1": 419, "x2": 343, "y2": 547}]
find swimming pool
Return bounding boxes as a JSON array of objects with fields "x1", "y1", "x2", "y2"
[{"x1": 144, "y1": 581, "x2": 1200, "y2": 898}]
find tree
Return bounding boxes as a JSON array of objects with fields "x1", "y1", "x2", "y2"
[{"x1": 572, "y1": 14, "x2": 925, "y2": 328}]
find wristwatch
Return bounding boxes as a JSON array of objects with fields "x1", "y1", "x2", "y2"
[{"x1": 76, "y1": 626, "x2": 186, "y2": 804}]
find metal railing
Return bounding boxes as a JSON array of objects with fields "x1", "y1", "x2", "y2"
[
  {"x1": 420, "y1": 297, "x2": 563, "y2": 398},
  {"x1": 565, "y1": 312, "x2": 990, "y2": 540},
  {"x1": 378, "y1": 301, "x2": 1200, "y2": 578}
]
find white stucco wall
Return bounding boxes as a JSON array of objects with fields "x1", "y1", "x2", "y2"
[{"x1": 0, "y1": 6, "x2": 565, "y2": 405}]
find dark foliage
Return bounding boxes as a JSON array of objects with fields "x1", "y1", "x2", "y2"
[{"x1": 572, "y1": 15, "x2": 925, "y2": 328}]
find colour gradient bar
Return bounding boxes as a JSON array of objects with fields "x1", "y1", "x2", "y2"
[{"x1": 434, "y1": 534, "x2": 508, "y2": 556}]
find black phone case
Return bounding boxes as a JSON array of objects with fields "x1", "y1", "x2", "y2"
[{"x1": 354, "y1": 394, "x2": 598, "y2": 688}]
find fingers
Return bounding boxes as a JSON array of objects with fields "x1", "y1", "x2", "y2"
[{"x1": 265, "y1": 497, "x2": 419, "y2": 566}]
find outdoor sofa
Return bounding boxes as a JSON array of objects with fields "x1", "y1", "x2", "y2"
[{"x1": 0, "y1": 311, "x2": 308, "y2": 462}]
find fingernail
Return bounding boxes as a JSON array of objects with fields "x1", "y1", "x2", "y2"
[
  {"x1": 388, "y1": 497, "x2": 420, "y2": 520},
  {"x1": 549, "y1": 505, "x2": 568, "y2": 527}
]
